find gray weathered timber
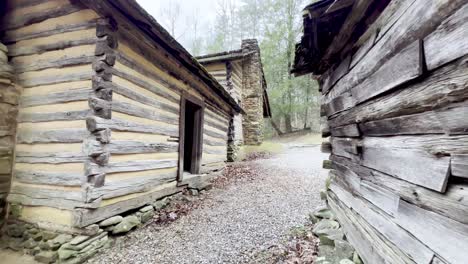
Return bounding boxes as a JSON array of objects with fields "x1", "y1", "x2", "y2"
[
  {"x1": 17, "y1": 129, "x2": 88, "y2": 143},
  {"x1": 7, "y1": 36, "x2": 98, "y2": 57},
  {"x1": 18, "y1": 110, "x2": 91, "y2": 122},
  {"x1": 0, "y1": 1, "x2": 83, "y2": 31},
  {"x1": 329, "y1": 56, "x2": 468, "y2": 128},
  {"x1": 74, "y1": 184, "x2": 181, "y2": 227},
  {"x1": 359, "y1": 103, "x2": 468, "y2": 136},
  {"x1": 424, "y1": 3, "x2": 468, "y2": 71},
  {"x1": 358, "y1": 181, "x2": 400, "y2": 217},
  {"x1": 204, "y1": 137, "x2": 226, "y2": 147},
  {"x1": 330, "y1": 137, "x2": 361, "y2": 160},
  {"x1": 18, "y1": 70, "x2": 93, "y2": 88},
  {"x1": 20, "y1": 88, "x2": 91, "y2": 107},
  {"x1": 322, "y1": 55, "x2": 351, "y2": 94},
  {"x1": 204, "y1": 128, "x2": 227, "y2": 140},
  {"x1": 321, "y1": 142, "x2": 332, "y2": 153},
  {"x1": 325, "y1": 91, "x2": 356, "y2": 117},
  {"x1": 330, "y1": 184, "x2": 434, "y2": 264},
  {"x1": 203, "y1": 147, "x2": 226, "y2": 155},
  {"x1": 350, "y1": 40, "x2": 422, "y2": 105},
  {"x1": 112, "y1": 101, "x2": 178, "y2": 125},
  {"x1": 3, "y1": 20, "x2": 98, "y2": 43},
  {"x1": 14, "y1": 170, "x2": 82, "y2": 186},
  {"x1": 324, "y1": 0, "x2": 466, "y2": 104},
  {"x1": 89, "y1": 96, "x2": 111, "y2": 119},
  {"x1": 112, "y1": 82, "x2": 179, "y2": 115},
  {"x1": 85, "y1": 159, "x2": 177, "y2": 175},
  {"x1": 327, "y1": 192, "x2": 390, "y2": 264},
  {"x1": 88, "y1": 173, "x2": 177, "y2": 200},
  {"x1": 15, "y1": 151, "x2": 87, "y2": 164},
  {"x1": 331, "y1": 123, "x2": 360, "y2": 137},
  {"x1": 360, "y1": 136, "x2": 451, "y2": 192},
  {"x1": 13, "y1": 53, "x2": 95, "y2": 73},
  {"x1": 350, "y1": 31, "x2": 377, "y2": 68},
  {"x1": 331, "y1": 155, "x2": 468, "y2": 225},
  {"x1": 86, "y1": 116, "x2": 178, "y2": 137},
  {"x1": 452, "y1": 154, "x2": 468, "y2": 178},
  {"x1": 396, "y1": 200, "x2": 468, "y2": 264},
  {"x1": 107, "y1": 141, "x2": 178, "y2": 154}
]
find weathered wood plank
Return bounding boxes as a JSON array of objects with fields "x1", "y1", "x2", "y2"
[
  {"x1": 18, "y1": 69, "x2": 93, "y2": 88},
  {"x1": 7, "y1": 35, "x2": 98, "y2": 57},
  {"x1": 17, "y1": 128, "x2": 88, "y2": 143},
  {"x1": 20, "y1": 88, "x2": 91, "y2": 107},
  {"x1": 325, "y1": 91, "x2": 356, "y2": 116},
  {"x1": 350, "y1": 40, "x2": 423, "y2": 105},
  {"x1": 85, "y1": 159, "x2": 177, "y2": 175},
  {"x1": 331, "y1": 155, "x2": 468, "y2": 225},
  {"x1": 107, "y1": 141, "x2": 178, "y2": 154},
  {"x1": 112, "y1": 83, "x2": 179, "y2": 115},
  {"x1": 15, "y1": 151, "x2": 86, "y2": 164},
  {"x1": 88, "y1": 172, "x2": 177, "y2": 200},
  {"x1": 329, "y1": 56, "x2": 468, "y2": 128},
  {"x1": 452, "y1": 154, "x2": 468, "y2": 178},
  {"x1": 330, "y1": 137, "x2": 361, "y2": 160},
  {"x1": 322, "y1": 55, "x2": 351, "y2": 95},
  {"x1": 86, "y1": 116, "x2": 178, "y2": 137},
  {"x1": 396, "y1": 200, "x2": 468, "y2": 264},
  {"x1": 18, "y1": 110, "x2": 90, "y2": 122},
  {"x1": 331, "y1": 123, "x2": 360, "y2": 137},
  {"x1": 204, "y1": 137, "x2": 226, "y2": 147},
  {"x1": 13, "y1": 53, "x2": 95, "y2": 73},
  {"x1": 330, "y1": 184, "x2": 434, "y2": 264},
  {"x1": 112, "y1": 101, "x2": 178, "y2": 126},
  {"x1": 350, "y1": 31, "x2": 377, "y2": 68},
  {"x1": 424, "y1": 3, "x2": 468, "y2": 70},
  {"x1": 204, "y1": 128, "x2": 227, "y2": 140},
  {"x1": 14, "y1": 170, "x2": 82, "y2": 186}
]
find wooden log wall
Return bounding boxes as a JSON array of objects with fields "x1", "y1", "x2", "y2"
[
  {"x1": 0, "y1": 41, "x2": 19, "y2": 222},
  {"x1": 320, "y1": 1, "x2": 468, "y2": 263},
  {"x1": 1, "y1": 0, "x2": 100, "y2": 227},
  {"x1": 74, "y1": 13, "x2": 231, "y2": 227}
]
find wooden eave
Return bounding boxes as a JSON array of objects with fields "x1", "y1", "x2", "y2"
[
  {"x1": 292, "y1": 0, "x2": 390, "y2": 76},
  {"x1": 197, "y1": 49, "x2": 244, "y2": 64},
  {"x1": 80, "y1": 0, "x2": 243, "y2": 114}
]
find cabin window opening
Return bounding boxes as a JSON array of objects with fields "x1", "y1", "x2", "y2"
[{"x1": 179, "y1": 98, "x2": 204, "y2": 180}]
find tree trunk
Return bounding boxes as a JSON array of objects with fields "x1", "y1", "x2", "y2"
[
  {"x1": 284, "y1": 114, "x2": 293, "y2": 133},
  {"x1": 271, "y1": 119, "x2": 284, "y2": 136}
]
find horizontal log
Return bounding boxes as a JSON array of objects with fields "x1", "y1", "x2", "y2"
[
  {"x1": 424, "y1": 3, "x2": 468, "y2": 70},
  {"x1": 331, "y1": 123, "x2": 360, "y2": 137},
  {"x1": 15, "y1": 151, "x2": 87, "y2": 164},
  {"x1": 112, "y1": 101, "x2": 178, "y2": 125},
  {"x1": 89, "y1": 96, "x2": 111, "y2": 119},
  {"x1": 86, "y1": 116, "x2": 178, "y2": 137},
  {"x1": 18, "y1": 110, "x2": 91, "y2": 122},
  {"x1": 331, "y1": 155, "x2": 468, "y2": 225},
  {"x1": 203, "y1": 147, "x2": 226, "y2": 155},
  {"x1": 329, "y1": 185, "x2": 434, "y2": 263},
  {"x1": 17, "y1": 128, "x2": 88, "y2": 143},
  {"x1": 321, "y1": 142, "x2": 332, "y2": 153},
  {"x1": 204, "y1": 128, "x2": 227, "y2": 140},
  {"x1": 107, "y1": 140, "x2": 178, "y2": 154},
  {"x1": 324, "y1": 91, "x2": 355, "y2": 117},
  {"x1": 452, "y1": 154, "x2": 468, "y2": 178},
  {"x1": 205, "y1": 119, "x2": 229, "y2": 133},
  {"x1": 204, "y1": 137, "x2": 226, "y2": 147},
  {"x1": 205, "y1": 106, "x2": 230, "y2": 124},
  {"x1": 329, "y1": 56, "x2": 468, "y2": 128},
  {"x1": 359, "y1": 102, "x2": 468, "y2": 136},
  {"x1": 18, "y1": 69, "x2": 93, "y2": 88},
  {"x1": 14, "y1": 170, "x2": 82, "y2": 186},
  {"x1": 85, "y1": 159, "x2": 177, "y2": 175},
  {"x1": 20, "y1": 88, "x2": 91, "y2": 107},
  {"x1": 0, "y1": 0, "x2": 83, "y2": 31},
  {"x1": 322, "y1": 55, "x2": 351, "y2": 94},
  {"x1": 112, "y1": 83, "x2": 179, "y2": 115},
  {"x1": 7, "y1": 35, "x2": 97, "y2": 57},
  {"x1": 330, "y1": 137, "x2": 361, "y2": 160},
  {"x1": 88, "y1": 172, "x2": 177, "y2": 200},
  {"x1": 13, "y1": 53, "x2": 94, "y2": 73}
]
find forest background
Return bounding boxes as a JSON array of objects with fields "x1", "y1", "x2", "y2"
[{"x1": 138, "y1": 0, "x2": 320, "y2": 137}]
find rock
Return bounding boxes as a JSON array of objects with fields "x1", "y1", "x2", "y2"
[
  {"x1": 320, "y1": 190, "x2": 328, "y2": 200},
  {"x1": 35, "y1": 251, "x2": 58, "y2": 264},
  {"x1": 323, "y1": 228, "x2": 345, "y2": 241},
  {"x1": 32, "y1": 246, "x2": 41, "y2": 255},
  {"x1": 58, "y1": 247, "x2": 77, "y2": 260},
  {"x1": 39, "y1": 241, "x2": 50, "y2": 250},
  {"x1": 32, "y1": 232, "x2": 43, "y2": 241},
  {"x1": 22, "y1": 238, "x2": 38, "y2": 249},
  {"x1": 7, "y1": 237, "x2": 22, "y2": 251},
  {"x1": 69, "y1": 235, "x2": 90, "y2": 245},
  {"x1": 6, "y1": 224, "x2": 25, "y2": 237},
  {"x1": 99, "y1": 216, "x2": 123, "y2": 227},
  {"x1": 312, "y1": 219, "x2": 340, "y2": 236},
  {"x1": 314, "y1": 208, "x2": 334, "y2": 220},
  {"x1": 189, "y1": 189, "x2": 199, "y2": 196},
  {"x1": 153, "y1": 198, "x2": 170, "y2": 210},
  {"x1": 140, "y1": 211, "x2": 154, "y2": 223},
  {"x1": 48, "y1": 234, "x2": 72, "y2": 250},
  {"x1": 112, "y1": 215, "x2": 140, "y2": 234},
  {"x1": 83, "y1": 224, "x2": 101, "y2": 236},
  {"x1": 316, "y1": 256, "x2": 332, "y2": 264},
  {"x1": 61, "y1": 232, "x2": 107, "y2": 251},
  {"x1": 353, "y1": 251, "x2": 363, "y2": 264},
  {"x1": 308, "y1": 213, "x2": 319, "y2": 224},
  {"x1": 319, "y1": 235, "x2": 335, "y2": 246},
  {"x1": 28, "y1": 228, "x2": 39, "y2": 235},
  {"x1": 41, "y1": 231, "x2": 58, "y2": 240},
  {"x1": 139, "y1": 205, "x2": 154, "y2": 213},
  {"x1": 335, "y1": 240, "x2": 354, "y2": 260},
  {"x1": 9, "y1": 204, "x2": 22, "y2": 218},
  {"x1": 340, "y1": 259, "x2": 355, "y2": 264},
  {"x1": 168, "y1": 212, "x2": 178, "y2": 221}
]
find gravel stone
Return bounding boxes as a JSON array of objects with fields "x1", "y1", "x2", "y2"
[{"x1": 87, "y1": 145, "x2": 328, "y2": 264}]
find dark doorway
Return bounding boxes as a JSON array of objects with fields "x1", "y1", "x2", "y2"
[{"x1": 178, "y1": 95, "x2": 204, "y2": 181}]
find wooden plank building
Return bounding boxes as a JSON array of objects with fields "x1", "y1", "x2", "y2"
[
  {"x1": 293, "y1": 0, "x2": 468, "y2": 263},
  {"x1": 0, "y1": 0, "x2": 241, "y2": 230},
  {"x1": 197, "y1": 40, "x2": 272, "y2": 160}
]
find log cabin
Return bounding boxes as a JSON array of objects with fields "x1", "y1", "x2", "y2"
[
  {"x1": 0, "y1": 0, "x2": 242, "y2": 233},
  {"x1": 197, "y1": 40, "x2": 272, "y2": 161},
  {"x1": 293, "y1": 0, "x2": 468, "y2": 263}
]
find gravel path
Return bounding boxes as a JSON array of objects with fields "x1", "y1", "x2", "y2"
[{"x1": 88, "y1": 145, "x2": 328, "y2": 264}]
